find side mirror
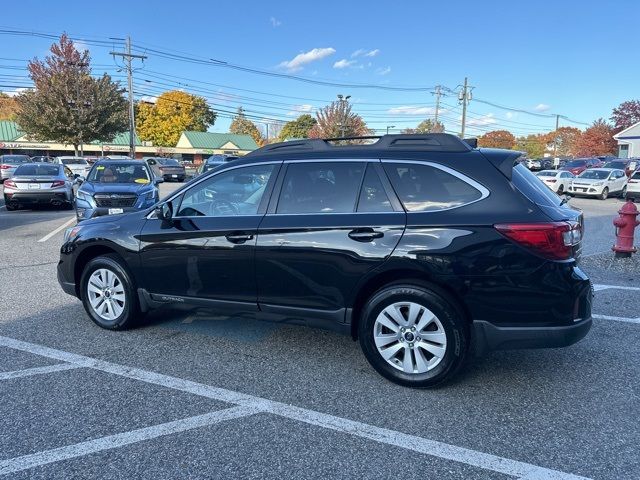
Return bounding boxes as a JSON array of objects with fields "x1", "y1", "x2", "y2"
[
  {"x1": 75, "y1": 175, "x2": 85, "y2": 184},
  {"x1": 154, "y1": 177, "x2": 164, "y2": 185},
  {"x1": 156, "y1": 201, "x2": 173, "y2": 221}
]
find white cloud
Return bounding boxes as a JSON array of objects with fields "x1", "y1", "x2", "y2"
[
  {"x1": 1, "y1": 88, "x2": 30, "y2": 97},
  {"x1": 140, "y1": 95, "x2": 157, "y2": 103},
  {"x1": 534, "y1": 103, "x2": 550, "y2": 112},
  {"x1": 387, "y1": 105, "x2": 444, "y2": 115},
  {"x1": 269, "y1": 16, "x2": 282, "y2": 27},
  {"x1": 505, "y1": 112, "x2": 515, "y2": 119},
  {"x1": 278, "y1": 47, "x2": 336, "y2": 72},
  {"x1": 73, "y1": 40, "x2": 89, "y2": 53},
  {"x1": 333, "y1": 59, "x2": 356, "y2": 69},
  {"x1": 376, "y1": 66, "x2": 391, "y2": 75},
  {"x1": 286, "y1": 104, "x2": 314, "y2": 116},
  {"x1": 352, "y1": 48, "x2": 379, "y2": 58},
  {"x1": 467, "y1": 113, "x2": 497, "y2": 126}
]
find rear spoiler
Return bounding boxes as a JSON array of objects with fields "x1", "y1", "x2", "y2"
[{"x1": 479, "y1": 149, "x2": 524, "y2": 181}]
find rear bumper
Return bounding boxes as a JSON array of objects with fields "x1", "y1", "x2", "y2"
[
  {"x1": 4, "y1": 191, "x2": 72, "y2": 204},
  {"x1": 162, "y1": 173, "x2": 185, "y2": 180},
  {"x1": 472, "y1": 317, "x2": 592, "y2": 356}
]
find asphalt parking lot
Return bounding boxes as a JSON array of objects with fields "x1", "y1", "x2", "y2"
[{"x1": 0, "y1": 184, "x2": 638, "y2": 479}]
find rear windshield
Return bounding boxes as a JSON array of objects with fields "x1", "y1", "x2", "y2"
[
  {"x1": 513, "y1": 164, "x2": 561, "y2": 207},
  {"x1": 1, "y1": 155, "x2": 29, "y2": 163},
  {"x1": 60, "y1": 158, "x2": 87, "y2": 165},
  {"x1": 604, "y1": 161, "x2": 626, "y2": 169},
  {"x1": 565, "y1": 160, "x2": 587, "y2": 167},
  {"x1": 14, "y1": 164, "x2": 60, "y2": 176},
  {"x1": 157, "y1": 158, "x2": 180, "y2": 166},
  {"x1": 579, "y1": 170, "x2": 609, "y2": 179},
  {"x1": 88, "y1": 163, "x2": 151, "y2": 183},
  {"x1": 536, "y1": 171, "x2": 556, "y2": 177}
]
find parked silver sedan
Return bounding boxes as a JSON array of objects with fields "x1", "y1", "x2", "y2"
[
  {"x1": 2, "y1": 163, "x2": 76, "y2": 211},
  {"x1": 0, "y1": 154, "x2": 31, "y2": 182}
]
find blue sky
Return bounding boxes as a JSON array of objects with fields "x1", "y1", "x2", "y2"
[{"x1": 1, "y1": 0, "x2": 638, "y2": 137}]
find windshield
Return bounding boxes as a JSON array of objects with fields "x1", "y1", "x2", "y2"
[
  {"x1": 604, "y1": 161, "x2": 626, "y2": 169},
  {"x1": 157, "y1": 158, "x2": 180, "y2": 166},
  {"x1": 1, "y1": 155, "x2": 30, "y2": 164},
  {"x1": 536, "y1": 171, "x2": 556, "y2": 177},
  {"x1": 60, "y1": 158, "x2": 88, "y2": 165},
  {"x1": 14, "y1": 164, "x2": 60, "y2": 176},
  {"x1": 565, "y1": 160, "x2": 587, "y2": 168},
  {"x1": 579, "y1": 170, "x2": 609, "y2": 180},
  {"x1": 88, "y1": 163, "x2": 151, "y2": 184}
]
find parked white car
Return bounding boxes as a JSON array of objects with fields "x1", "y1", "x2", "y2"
[
  {"x1": 54, "y1": 156, "x2": 91, "y2": 177},
  {"x1": 626, "y1": 170, "x2": 640, "y2": 200},
  {"x1": 525, "y1": 158, "x2": 541, "y2": 170},
  {"x1": 535, "y1": 170, "x2": 574, "y2": 194},
  {"x1": 567, "y1": 168, "x2": 628, "y2": 200}
]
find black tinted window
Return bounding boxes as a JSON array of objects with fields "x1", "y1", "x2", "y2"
[
  {"x1": 513, "y1": 164, "x2": 561, "y2": 207},
  {"x1": 277, "y1": 162, "x2": 365, "y2": 214},
  {"x1": 383, "y1": 162, "x2": 482, "y2": 212},
  {"x1": 14, "y1": 165, "x2": 60, "y2": 176},
  {"x1": 357, "y1": 165, "x2": 393, "y2": 212}
]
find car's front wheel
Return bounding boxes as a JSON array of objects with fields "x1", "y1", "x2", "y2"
[
  {"x1": 80, "y1": 254, "x2": 141, "y2": 330},
  {"x1": 600, "y1": 187, "x2": 609, "y2": 200},
  {"x1": 358, "y1": 285, "x2": 469, "y2": 388}
]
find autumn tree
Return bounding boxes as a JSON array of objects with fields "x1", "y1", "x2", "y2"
[
  {"x1": 0, "y1": 93, "x2": 20, "y2": 120},
  {"x1": 402, "y1": 118, "x2": 445, "y2": 134},
  {"x1": 478, "y1": 130, "x2": 516, "y2": 149},
  {"x1": 136, "y1": 90, "x2": 216, "y2": 147},
  {"x1": 308, "y1": 99, "x2": 370, "y2": 139},
  {"x1": 574, "y1": 119, "x2": 617, "y2": 156},
  {"x1": 278, "y1": 114, "x2": 317, "y2": 141},
  {"x1": 610, "y1": 100, "x2": 640, "y2": 130},
  {"x1": 515, "y1": 134, "x2": 547, "y2": 157},
  {"x1": 15, "y1": 34, "x2": 127, "y2": 155},
  {"x1": 229, "y1": 107, "x2": 264, "y2": 146}
]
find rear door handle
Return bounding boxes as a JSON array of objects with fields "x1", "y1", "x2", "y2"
[
  {"x1": 225, "y1": 233, "x2": 254, "y2": 244},
  {"x1": 348, "y1": 228, "x2": 384, "y2": 242}
]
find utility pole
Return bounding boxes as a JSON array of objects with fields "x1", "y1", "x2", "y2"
[
  {"x1": 553, "y1": 114, "x2": 560, "y2": 158},
  {"x1": 432, "y1": 85, "x2": 442, "y2": 130},
  {"x1": 110, "y1": 37, "x2": 147, "y2": 158},
  {"x1": 458, "y1": 77, "x2": 472, "y2": 139}
]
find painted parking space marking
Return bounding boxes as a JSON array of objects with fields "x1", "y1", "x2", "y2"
[
  {"x1": 0, "y1": 406, "x2": 259, "y2": 476},
  {"x1": 593, "y1": 284, "x2": 640, "y2": 292},
  {"x1": 0, "y1": 335, "x2": 592, "y2": 480},
  {"x1": 593, "y1": 314, "x2": 640, "y2": 325},
  {"x1": 0, "y1": 363, "x2": 84, "y2": 381},
  {"x1": 37, "y1": 217, "x2": 75, "y2": 243}
]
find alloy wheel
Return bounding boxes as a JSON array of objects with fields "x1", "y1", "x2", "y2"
[
  {"x1": 373, "y1": 302, "x2": 447, "y2": 374},
  {"x1": 87, "y1": 268, "x2": 126, "y2": 321}
]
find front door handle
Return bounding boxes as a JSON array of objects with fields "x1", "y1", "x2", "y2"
[
  {"x1": 348, "y1": 228, "x2": 384, "y2": 242},
  {"x1": 225, "y1": 233, "x2": 254, "y2": 244}
]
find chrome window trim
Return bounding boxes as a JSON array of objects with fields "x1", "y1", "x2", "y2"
[
  {"x1": 147, "y1": 160, "x2": 281, "y2": 220},
  {"x1": 381, "y1": 159, "x2": 490, "y2": 212}
]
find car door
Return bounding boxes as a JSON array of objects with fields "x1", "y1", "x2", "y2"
[
  {"x1": 255, "y1": 160, "x2": 406, "y2": 320},
  {"x1": 138, "y1": 161, "x2": 280, "y2": 306},
  {"x1": 615, "y1": 170, "x2": 627, "y2": 192}
]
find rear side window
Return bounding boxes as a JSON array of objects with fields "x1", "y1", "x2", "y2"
[
  {"x1": 277, "y1": 162, "x2": 365, "y2": 214},
  {"x1": 383, "y1": 162, "x2": 483, "y2": 212},
  {"x1": 512, "y1": 164, "x2": 561, "y2": 207},
  {"x1": 357, "y1": 165, "x2": 393, "y2": 212}
]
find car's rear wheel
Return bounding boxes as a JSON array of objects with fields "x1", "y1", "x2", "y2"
[
  {"x1": 80, "y1": 254, "x2": 140, "y2": 330},
  {"x1": 600, "y1": 187, "x2": 609, "y2": 200},
  {"x1": 557, "y1": 184, "x2": 564, "y2": 195},
  {"x1": 621, "y1": 186, "x2": 627, "y2": 199},
  {"x1": 358, "y1": 285, "x2": 469, "y2": 388}
]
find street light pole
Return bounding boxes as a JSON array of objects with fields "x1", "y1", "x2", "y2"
[{"x1": 386, "y1": 125, "x2": 396, "y2": 134}]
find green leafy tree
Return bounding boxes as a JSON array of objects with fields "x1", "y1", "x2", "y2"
[
  {"x1": 229, "y1": 107, "x2": 264, "y2": 146},
  {"x1": 279, "y1": 114, "x2": 317, "y2": 141},
  {"x1": 402, "y1": 118, "x2": 445, "y2": 134},
  {"x1": 308, "y1": 99, "x2": 370, "y2": 139},
  {"x1": 136, "y1": 90, "x2": 216, "y2": 147},
  {"x1": 547, "y1": 126, "x2": 582, "y2": 157},
  {"x1": 478, "y1": 130, "x2": 516, "y2": 149},
  {"x1": 515, "y1": 134, "x2": 547, "y2": 157},
  {"x1": 15, "y1": 34, "x2": 127, "y2": 155}
]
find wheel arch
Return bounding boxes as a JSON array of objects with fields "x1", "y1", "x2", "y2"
[
  {"x1": 73, "y1": 242, "x2": 127, "y2": 297},
  {"x1": 348, "y1": 269, "x2": 472, "y2": 340}
]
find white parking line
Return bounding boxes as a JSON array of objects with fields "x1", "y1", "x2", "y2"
[
  {"x1": 0, "y1": 406, "x2": 259, "y2": 476},
  {"x1": 0, "y1": 335, "x2": 591, "y2": 480},
  {"x1": 37, "y1": 217, "x2": 75, "y2": 243},
  {"x1": 0, "y1": 363, "x2": 83, "y2": 381},
  {"x1": 593, "y1": 314, "x2": 640, "y2": 325},
  {"x1": 593, "y1": 284, "x2": 640, "y2": 292}
]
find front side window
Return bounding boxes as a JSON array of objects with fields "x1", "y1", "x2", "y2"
[
  {"x1": 277, "y1": 162, "x2": 365, "y2": 214},
  {"x1": 383, "y1": 162, "x2": 483, "y2": 212},
  {"x1": 177, "y1": 164, "x2": 274, "y2": 217}
]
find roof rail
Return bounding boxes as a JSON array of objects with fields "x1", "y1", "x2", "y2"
[{"x1": 246, "y1": 133, "x2": 472, "y2": 156}]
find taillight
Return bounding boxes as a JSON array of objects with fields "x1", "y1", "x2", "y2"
[
  {"x1": 547, "y1": 179, "x2": 557, "y2": 183},
  {"x1": 495, "y1": 222, "x2": 581, "y2": 260},
  {"x1": 51, "y1": 180, "x2": 65, "y2": 188},
  {"x1": 4, "y1": 180, "x2": 16, "y2": 188},
  {"x1": 0, "y1": 164, "x2": 11, "y2": 169}
]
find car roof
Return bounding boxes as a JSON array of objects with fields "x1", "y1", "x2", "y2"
[
  {"x1": 94, "y1": 159, "x2": 146, "y2": 165},
  {"x1": 586, "y1": 168, "x2": 617, "y2": 172},
  {"x1": 538, "y1": 169, "x2": 561, "y2": 173}
]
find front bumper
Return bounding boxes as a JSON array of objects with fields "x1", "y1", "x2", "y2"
[
  {"x1": 568, "y1": 185, "x2": 604, "y2": 196},
  {"x1": 57, "y1": 260, "x2": 77, "y2": 297},
  {"x1": 76, "y1": 205, "x2": 141, "y2": 221}
]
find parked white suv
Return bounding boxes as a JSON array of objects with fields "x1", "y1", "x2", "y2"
[
  {"x1": 626, "y1": 170, "x2": 640, "y2": 201},
  {"x1": 568, "y1": 168, "x2": 627, "y2": 200}
]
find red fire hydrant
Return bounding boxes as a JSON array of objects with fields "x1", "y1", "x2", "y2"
[{"x1": 612, "y1": 199, "x2": 640, "y2": 258}]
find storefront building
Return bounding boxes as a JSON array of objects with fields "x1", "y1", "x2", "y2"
[{"x1": 0, "y1": 121, "x2": 258, "y2": 164}]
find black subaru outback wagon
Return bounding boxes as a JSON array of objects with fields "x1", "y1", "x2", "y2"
[{"x1": 58, "y1": 134, "x2": 592, "y2": 388}]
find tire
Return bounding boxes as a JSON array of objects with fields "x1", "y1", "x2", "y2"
[
  {"x1": 599, "y1": 188, "x2": 609, "y2": 200},
  {"x1": 621, "y1": 186, "x2": 627, "y2": 199},
  {"x1": 80, "y1": 254, "x2": 141, "y2": 330},
  {"x1": 5, "y1": 202, "x2": 17, "y2": 211},
  {"x1": 557, "y1": 184, "x2": 564, "y2": 195},
  {"x1": 358, "y1": 284, "x2": 469, "y2": 388}
]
